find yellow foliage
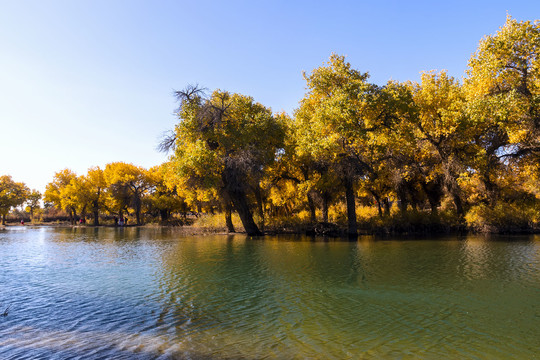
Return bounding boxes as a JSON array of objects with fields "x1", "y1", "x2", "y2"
[
  {"x1": 465, "y1": 202, "x2": 539, "y2": 232},
  {"x1": 192, "y1": 213, "x2": 244, "y2": 231}
]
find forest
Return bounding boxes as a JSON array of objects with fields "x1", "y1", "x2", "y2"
[{"x1": 1, "y1": 17, "x2": 539, "y2": 236}]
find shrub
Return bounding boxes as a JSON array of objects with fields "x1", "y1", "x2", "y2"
[{"x1": 465, "y1": 202, "x2": 539, "y2": 233}]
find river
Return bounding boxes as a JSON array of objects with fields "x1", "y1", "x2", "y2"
[{"x1": 0, "y1": 227, "x2": 539, "y2": 359}]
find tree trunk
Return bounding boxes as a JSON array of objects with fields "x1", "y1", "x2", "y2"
[
  {"x1": 445, "y1": 175, "x2": 465, "y2": 218},
  {"x1": 383, "y1": 198, "x2": 391, "y2": 216},
  {"x1": 93, "y1": 209, "x2": 99, "y2": 226},
  {"x1": 452, "y1": 192, "x2": 464, "y2": 218},
  {"x1": 69, "y1": 209, "x2": 77, "y2": 225},
  {"x1": 135, "y1": 197, "x2": 142, "y2": 225},
  {"x1": 159, "y1": 209, "x2": 169, "y2": 222},
  {"x1": 422, "y1": 183, "x2": 441, "y2": 216},
  {"x1": 307, "y1": 191, "x2": 316, "y2": 223},
  {"x1": 92, "y1": 199, "x2": 99, "y2": 226},
  {"x1": 322, "y1": 191, "x2": 330, "y2": 223},
  {"x1": 254, "y1": 185, "x2": 265, "y2": 232},
  {"x1": 81, "y1": 205, "x2": 87, "y2": 224},
  {"x1": 376, "y1": 199, "x2": 383, "y2": 217},
  {"x1": 371, "y1": 191, "x2": 383, "y2": 218},
  {"x1": 222, "y1": 167, "x2": 262, "y2": 236},
  {"x1": 225, "y1": 202, "x2": 235, "y2": 233},
  {"x1": 396, "y1": 183, "x2": 408, "y2": 214},
  {"x1": 1, "y1": 214, "x2": 5, "y2": 225},
  {"x1": 229, "y1": 190, "x2": 261, "y2": 235},
  {"x1": 482, "y1": 174, "x2": 498, "y2": 206},
  {"x1": 344, "y1": 179, "x2": 357, "y2": 237}
]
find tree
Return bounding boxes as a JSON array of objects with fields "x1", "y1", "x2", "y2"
[
  {"x1": 0, "y1": 175, "x2": 28, "y2": 225},
  {"x1": 167, "y1": 86, "x2": 285, "y2": 236},
  {"x1": 410, "y1": 71, "x2": 472, "y2": 216},
  {"x1": 25, "y1": 189, "x2": 42, "y2": 223},
  {"x1": 265, "y1": 112, "x2": 323, "y2": 224},
  {"x1": 146, "y1": 164, "x2": 187, "y2": 223},
  {"x1": 296, "y1": 54, "x2": 383, "y2": 236},
  {"x1": 43, "y1": 169, "x2": 80, "y2": 224},
  {"x1": 465, "y1": 16, "x2": 540, "y2": 204},
  {"x1": 104, "y1": 162, "x2": 153, "y2": 225},
  {"x1": 85, "y1": 167, "x2": 106, "y2": 225}
]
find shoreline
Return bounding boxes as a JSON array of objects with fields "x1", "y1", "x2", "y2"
[{"x1": 2, "y1": 222, "x2": 538, "y2": 238}]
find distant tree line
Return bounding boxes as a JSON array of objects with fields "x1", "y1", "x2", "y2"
[
  {"x1": 1, "y1": 163, "x2": 189, "y2": 226},
  {"x1": 2, "y1": 17, "x2": 539, "y2": 235}
]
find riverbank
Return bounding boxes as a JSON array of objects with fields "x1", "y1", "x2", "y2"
[{"x1": 2, "y1": 221, "x2": 538, "y2": 237}]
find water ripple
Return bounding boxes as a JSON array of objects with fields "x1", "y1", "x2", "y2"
[{"x1": 0, "y1": 229, "x2": 539, "y2": 359}]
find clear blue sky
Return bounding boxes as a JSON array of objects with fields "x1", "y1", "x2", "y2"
[{"x1": 0, "y1": 0, "x2": 538, "y2": 192}]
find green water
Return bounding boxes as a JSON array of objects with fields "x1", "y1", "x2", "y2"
[{"x1": 0, "y1": 227, "x2": 539, "y2": 359}]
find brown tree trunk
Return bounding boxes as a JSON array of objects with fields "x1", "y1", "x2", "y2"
[
  {"x1": 452, "y1": 192, "x2": 464, "y2": 218},
  {"x1": 482, "y1": 174, "x2": 499, "y2": 206},
  {"x1": 445, "y1": 174, "x2": 465, "y2": 218},
  {"x1": 222, "y1": 166, "x2": 261, "y2": 236},
  {"x1": 93, "y1": 209, "x2": 99, "y2": 226},
  {"x1": 371, "y1": 191, "x2": 383, "y2": 218},
  {"x1": 81, "y1": 205, "x2": 87, "y2": 224},
  {"x1": 422, "y1": 181, "x2": 442, "y2": 216},
  {"x1": 160, "y1": 209, "x2": 169, "y2": 222},
  {"x1": 1, "y1": 214, "x2": 5, "y2": 225},
  {"x1": 376, "y1": 199, "x2": 383, "y2": 218},
  {"x1": 92, "y1": 199, "x2": 100, "y2": 226},
  {"x1": 69, "y1": 209, "x2": 76, "y2": 225},
  {"x1": 344, "y1": 179, "x2": 357, "y2": 237},
  {"x1": 254, "y1": 185, "x2": 265, "y2": 232},
  {"x1": 228, "y1": 189, "x2": 261, "y2": 236},
  {"x1": 397, "y1": 183, "x2": 408, "y2": 214},
  {"x1": 225, "y1": 202, "x2": 235, "y2": 233},
  {"x1": 307, "y1": 191, "x2": 316, "y2": 223},
  {"x1": 383, "y1": 198, "x2": 391, "y2": 216},
  {"x1": 322, "y1": 191, "x2": 330, "y2": 223},
  {"x1": 135, "y1": 196, "x2": 142, "y2": 225}
]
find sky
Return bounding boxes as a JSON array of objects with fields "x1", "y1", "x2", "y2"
[{"x1": 0, "y1": 0, "x2": 539, "y2": 192}]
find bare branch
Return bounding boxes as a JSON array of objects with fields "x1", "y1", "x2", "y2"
[
  {"x1": 173, "y1": 84, "x2": 207, "y2": 112},
  {"x1": 157, "y1": 129, "x2": 177, "y2": 153}
]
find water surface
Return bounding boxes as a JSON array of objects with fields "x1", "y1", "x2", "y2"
[{"x1": 1, "y1": 227, "x2": 539, "y2": 359}]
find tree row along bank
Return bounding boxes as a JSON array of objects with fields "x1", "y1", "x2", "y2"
[{"x1": 2, "y1": 17, "x2": 539, "y2": 237}]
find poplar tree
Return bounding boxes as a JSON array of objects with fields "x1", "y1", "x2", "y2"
[{"x1": 167, "y1": 87, "x2": 285, "y2": 236}]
